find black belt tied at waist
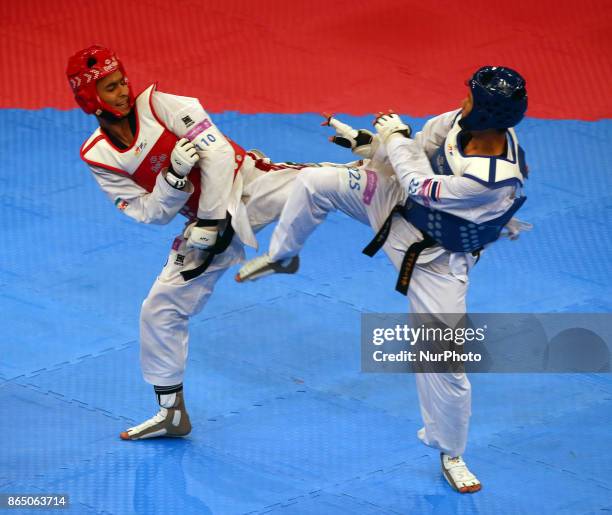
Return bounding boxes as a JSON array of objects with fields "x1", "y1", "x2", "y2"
[
  {"x1": 180, "y1": 213, "x2": 235, "y2": 281},
  {"x1": 362, "y1": 205, "x2": 436, "y2": 296}
]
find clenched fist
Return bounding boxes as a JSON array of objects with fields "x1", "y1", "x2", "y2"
[
  {"x1": 373, "y1": 111, "x2": 412, "y2": 143},
  {"x1": 170, "y1": 138, "x2": 198, "y2": 177}
]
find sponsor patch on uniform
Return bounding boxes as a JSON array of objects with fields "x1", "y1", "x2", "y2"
[
  {"x1": 408, "y1": 177, "x2": 420, "y2": 195},
  {"x1": 174, "y1": 254, "x2": 185, "y2": 266},
  {"x1": 181, "y1": 115, "x2": 195, "y2": 128},
  {"x1": 362, "y1": 169, "x2": 378, "y2": 205},
  {"x1": 172, "y1": 237, "x2": 182, "y2": 251},
  {"x1": 185, "y1": 118, "x2": 212, "y2": 140},
  {"x1": 150, "y1": 154, "x2": 168, "y2": 173},
  {"x1": 115, "y1": 198, "x2": 129, "y2": 211}
]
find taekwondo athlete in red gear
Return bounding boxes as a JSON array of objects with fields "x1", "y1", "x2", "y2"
[
  {"x1": 237, "y1": 66, "x2": 533, "y2": 493},
  {"x1": 67, "y1": 44, "x2": 304, "y2": 440}
]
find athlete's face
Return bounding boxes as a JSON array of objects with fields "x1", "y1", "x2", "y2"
[
  {"x1": 461, "y1": 90, "x2": 473, "y2": 118},
  {"x1": 96, "y1": 70, "x2": 131, "y2": 116}
]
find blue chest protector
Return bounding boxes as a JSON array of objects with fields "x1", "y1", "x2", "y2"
[
  {"x1": 363, "y1": 131, "x2": 528, "y2": 295},
  {"x1": 401, "y1": 196, "x2": 525, "y2": 253},
  {"x1": 400, "y1": 135, "x2": 528, "y2": 253}
]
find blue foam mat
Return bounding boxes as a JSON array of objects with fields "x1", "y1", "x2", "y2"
[{"x1": 1, "y1": 109, "x2": 611, "y2": 514}]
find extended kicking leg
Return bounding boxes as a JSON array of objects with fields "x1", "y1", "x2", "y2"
[{"x1": 236, "y1": 165, "x2": 371, "y2": 282}]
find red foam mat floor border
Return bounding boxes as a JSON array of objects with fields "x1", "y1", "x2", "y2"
[{"x1": 1, "y1": 0, "x2": 611, "y2": 118}]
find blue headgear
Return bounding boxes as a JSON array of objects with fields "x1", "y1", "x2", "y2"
[{"x1": 459, "y1": 66, "x2": 528, "y2": 131}]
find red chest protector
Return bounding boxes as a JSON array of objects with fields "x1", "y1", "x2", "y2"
[{"x1": 80, "y1": 84, "x2": 246, "y2": 220}]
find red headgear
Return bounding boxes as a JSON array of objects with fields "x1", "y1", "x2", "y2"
[{"x1": 66, "y1": 45, "x2": 134, "y2": 117}]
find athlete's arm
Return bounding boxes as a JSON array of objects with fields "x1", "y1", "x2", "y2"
[
  {"x1": 89, "y1": 165, "x2": 192, "y2": 224},
  {"x1": 152, "y1": 91, "x2": 235, "y2": 222},
  {"x1": 375, "y1": 111, "x2": 480, "y2": 199},
  {"x1": 384, "y1": 130, "x2": 514, "y2": 220}
]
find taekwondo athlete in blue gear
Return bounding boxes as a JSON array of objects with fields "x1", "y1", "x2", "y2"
[
  {"x1": 236, "y1": 65, "x2": 532, "y2": 493},
  {"x1": 369, "y1": 66, "x2": 529, "y2": 294}
]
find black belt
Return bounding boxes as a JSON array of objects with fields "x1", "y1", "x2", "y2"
[
  {"x1": 180, "y1": 214, "x2": 235, "y2": 281},
  {"x1": 362, "y1": 206, "x2": 436, "y2": 295}
]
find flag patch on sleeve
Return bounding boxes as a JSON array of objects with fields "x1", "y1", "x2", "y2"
[
  {"x1": 115, "y1": 198, "x2": 129, "y2": 211},
  {"x1": 420, "y1": 178, "x2": 441, "y2": 202}
]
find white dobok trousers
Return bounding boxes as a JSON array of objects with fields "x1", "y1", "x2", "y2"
[
  {"x1": 268, "y1": 164, "x2": 473, "y2": 457},
  {"x1": 139, "y1": 165, "x2": 299, "y2": 384}
]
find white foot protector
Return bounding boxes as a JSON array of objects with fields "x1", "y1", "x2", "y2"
[
  {"x1": 123, "y1": 409, "x2": 169, "y2": 439},
  {"x1": 120, "y1": 407, "x2": 191, "y2": 440},
  {"x1": 235, "y1": 253, "x2": 299, "y2": 283},
  {"x1": 441, "y1": 453, "x2": 482, "y2": 493}
]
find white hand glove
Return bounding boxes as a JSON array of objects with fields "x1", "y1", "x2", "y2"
[
  {"x1": 502, "y1": 217, "x2": 533, "y2": 240},
  {"x1": 170, "y1": 138, "x2": 199, "y2": 177},
  {"x1": 373, "y1": 111, "x2": 412, "y2": 143},
  {"x1": 321, "y1": 112, "x2": 379, "y2": 158},
  {"x1": 184, "y1": 221, "x2": 219, "y2": 250}
]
